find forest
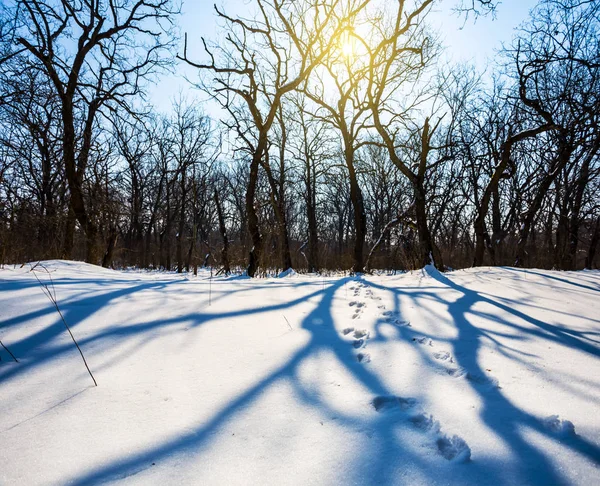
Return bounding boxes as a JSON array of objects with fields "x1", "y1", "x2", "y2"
[{"x1": 0, "y1": 0, "x2": 598, "y2": 276}]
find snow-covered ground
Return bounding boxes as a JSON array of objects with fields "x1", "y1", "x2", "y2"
[{"x1": 1, "y1": 261, "x2": 599, "y2": 485}]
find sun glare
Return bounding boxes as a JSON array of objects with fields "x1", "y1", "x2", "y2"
[{"x1": 340, "y1": 30, "x2": 355, "y2": 59}]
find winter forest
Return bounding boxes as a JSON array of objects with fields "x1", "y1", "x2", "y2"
[
  {"x1": 2, "y1": 1, "x2": 600, "y2": 485},
  {"x1": 1, "y1": 0, "x2": 598, "y2": 276}
]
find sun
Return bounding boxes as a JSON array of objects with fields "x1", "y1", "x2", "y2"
[
  {"x1": 339, "y1": 30, "x2": 355, "y2": 59},
  {"x1": 341, "y1": 40, "x2": 354, "y2": 59}
]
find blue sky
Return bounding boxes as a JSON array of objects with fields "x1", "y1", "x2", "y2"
[{"x1": 147, "y1": 0, "x2": 539, "y2": 114}]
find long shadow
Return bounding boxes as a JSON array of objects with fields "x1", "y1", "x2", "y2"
[
  {"x1": 502, "y1": 267, "x2": 600, "y2": 293},
  {"x1": 67, "y1": 277, "x2": 443, "y2": 485},
  {"x1": 3, "y1": 269, "x2": 599, "y2": 484},
  {"x1": 0, "y1": 277, "x2": 326, "y2": 385},
  {"x1": 369, "y1": 268, "x2": 600, "y2": 484}
]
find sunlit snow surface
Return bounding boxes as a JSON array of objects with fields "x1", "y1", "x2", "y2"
[{"x1": 1, "y1": 261, "x2": 599, "y2": 485}]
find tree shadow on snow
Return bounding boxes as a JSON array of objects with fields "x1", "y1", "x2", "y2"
[
  {"x1": 1, "y1": 268, "x2": 599, "y2": 484},
  {"x1": 367, "y1": 267, "x2": 600, "y2": 485}
]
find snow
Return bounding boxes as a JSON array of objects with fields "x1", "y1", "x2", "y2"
[
  {"x1": 1, "y1": 261, "x2": 599, "y2": 485},
  {"x1": 278, "y1": 268, "x2": 298, "y2": 278}
]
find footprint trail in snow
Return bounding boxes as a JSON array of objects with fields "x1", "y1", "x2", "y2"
[
  {"x1": 412, "y1": 336, "x2": 500, "y2": 389},
  {"x1": 345, "y1": 280, "x2": 372, "y2": 362}
]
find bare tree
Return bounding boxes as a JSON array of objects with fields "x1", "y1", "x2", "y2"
[
  {"x1": 180, "y1": 0, "x2": 368, "y2": 276},
  {"x1": 14, "y1": 0, "x2": 178, "y2": 263}
]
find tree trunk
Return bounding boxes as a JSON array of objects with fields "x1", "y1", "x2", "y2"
[
  {"x1": 306, "y1": 184, "x2": 319, "y2": 273},
  {"x1": 246, "y1": 144, "x2": 263, "y2": 278},
  {"x1": 102, "y1": 225, "x2": 118, "y2": 268},
  {"x1": 214, "y1": 189, "x2": 230, "y2": 275},
  {"x1": 62, "y1": 102, "x2": 99, "y2": 264},
  {"x1": 414, "y1": 179, "x2": 441, "y2": 268},
  {"x1": 345, "y1": 144, "x2": 366, "y2": 273},
  {"x1": 278, "y1": 199, "x2": 292, "y2": 271}
]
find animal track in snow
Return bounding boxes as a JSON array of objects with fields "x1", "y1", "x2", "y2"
[
  {"x1": 385, "y1": 317, "x2": 411, "y2": 327},
  {"x1": 353, "y1": 329, "x2": 370, "y2": 339},
  {"x1": 372, "y1": 395, "x2": 417, "y2": 412},
  {"x1": 377, "y1": 305, "x2": 410, "y2": 327},
  {"x1": 412, "y1": 337, "x2": 500, "y2": 389},
  {"x1": 352, "y1": 330, "x2": 370, "y2": 349},
  {"x1": 414, "y1": 336, "x2": 434, "y2": 346},
  {"x1": 349, "y1": 298, "x2": 366, "y2": 321},
  {"x1": 341, "y1": 327, "x2": 371, "y2": 355},
  {"x1": 364, "y1": 288, "x2": 382, "y2": 301},
  {"x1": 372, "y1": 396, "x2": 471, "y2": 462},
  {"x1": 410, "y1": 413, "x2": 439, "y2": 431},
  {"x1": 436, "y1": 435, "x2": 471, "y2": 462},
  {"x1": 357, "y1": 352, "x2": 371, "y2": 363},
  {"x1": 433, "y1": 351, "x2": 453, "y2": 362},
  {"x1": 445, "y1": 367, "x2": 466, "y2": 378}
]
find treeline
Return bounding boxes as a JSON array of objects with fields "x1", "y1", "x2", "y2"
[{"x1": 0, "y1": 0, "x2": 598, "y2": 275}]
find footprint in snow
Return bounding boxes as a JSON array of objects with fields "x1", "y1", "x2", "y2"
[
  {"x1": 437, "y1": 358, "x2": 499, "y2": 389},
  {"x1": 341, "y1": 324, "x2": 371, "y2": 362},
  {"x1": 354, "y1": 329, "x2": 369, "y2": 339},
  {"x1": 353, "y1": 329, "x2": 370, "y2": 348},
  {"x1": 386, "y1": 317, "x2": 411, "y2": 327},
  {"x1": 372, "y1": 396, "x2": 471, "y2": 462},
  {"x1": 414, "y1": 336, "x2": 434, "y2": 346},
  {"x1": 433, "y1": 351, "x2": 453, "y2": 362},
  {"x1": 365, "y1": 290, "x2": 381, "y2": 300},
  {"x1": 349, "y1": 301, "x2": 365, "y2": 308},
  {"x1": 437, "y1": 362, "x2": 499, "y2": 389},
  {"x1": 445, "y1": 367, "x2": 467, "y2": 378},
  {"x1": 412, "y1": 335, "x2": 500, "y2": 390},
  {"x1": 410, "y1": 413, "x2": 439, "y2": 431},
  {"x1": 372, "y1": 395, "x2": 417, "y2": 412},
  {"x1": 436, "y1": 435, "x2": 471, "y2": 462}
]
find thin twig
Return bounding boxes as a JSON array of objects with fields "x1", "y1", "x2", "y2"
[
  {"x1": 282, "y1": 315, "x2": 292, "y2": 331},
  {"x1": 0, "y1": 339, "x2": 18, "y2": 362},
  {"x1": 31, "y1": 265, "x2": 97, "y2": 387}
]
